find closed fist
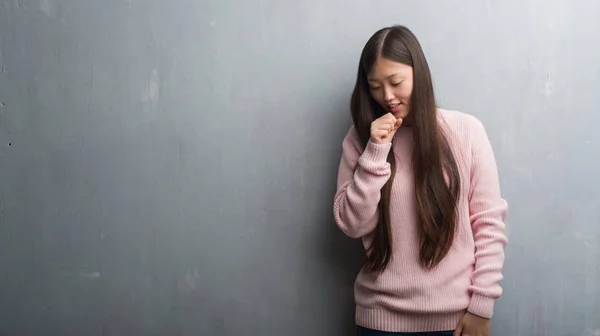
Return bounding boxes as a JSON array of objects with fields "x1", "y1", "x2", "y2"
[{"x1": 370, "y1": 113, "x2": 403, "y2": 144}]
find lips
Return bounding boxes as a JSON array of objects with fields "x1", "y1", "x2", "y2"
[{"x1": 388, "y1": 102, "x2": 402, "y2": 114}]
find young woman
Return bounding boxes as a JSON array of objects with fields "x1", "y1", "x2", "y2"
[{"x1": 333, "y1": 25, "x2": 508, "y2": 336}]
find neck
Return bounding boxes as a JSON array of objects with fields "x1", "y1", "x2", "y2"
[{"x1": 402, "y1": 113, "x2": 414, "y2": 127}]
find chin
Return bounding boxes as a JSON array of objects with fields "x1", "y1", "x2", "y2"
[{"x1": 393, "y1": 111, "x2": 408, "y2": 119}]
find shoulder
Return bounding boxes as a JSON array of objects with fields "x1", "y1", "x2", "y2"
[
  {"x1": 342, "y1": 125, "x2": 364, "y2": 152},
  {"x1": 437, "y1": 108, "x2": 485, "y2": 133},
  {"x1": 344, "y1": 124, "x2": 360, "y2": 140},
  {"x1": 437, "y1": 108, "x2": 490, "y2": 146},
  {"x1": 436, "y1": 108, "x2": 492, "y2": 166}
]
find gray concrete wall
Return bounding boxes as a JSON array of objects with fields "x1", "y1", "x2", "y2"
[{"x1": 1, "y1": 0, "x2": 599, "y2": 335}]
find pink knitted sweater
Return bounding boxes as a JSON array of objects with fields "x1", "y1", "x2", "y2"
[{"x1": 333, "y1": 108, "x2": 508, "y2": 332}]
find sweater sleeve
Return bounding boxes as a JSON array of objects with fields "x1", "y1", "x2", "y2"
[
  {"x1": 333, "y1": 127, "x2": 393, "y2": 238},
  {"x1": 466, "y1": 119, "x2": 509, "y2": 319}
]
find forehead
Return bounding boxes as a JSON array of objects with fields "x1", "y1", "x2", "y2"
[{"x1": 368, "y1": 57, "x2": 412, "y2": 80}]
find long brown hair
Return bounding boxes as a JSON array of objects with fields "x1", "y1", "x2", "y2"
[{"x1": 350, "y1": 25, "x2": 461, "y2": 273}]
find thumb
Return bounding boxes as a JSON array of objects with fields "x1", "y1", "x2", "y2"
[
  {"x1": 395, "y1": 117, "x2": 403, "y2": 128},
  {"x1": 389, "y1": 118, "x2": 403, "y2": 136}
]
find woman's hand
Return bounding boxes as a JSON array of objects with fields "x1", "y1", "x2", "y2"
[
  {"x1": 454, "y1": 312, "x2": 490, "y2": 336},
  {"x1": 370, "y1": 113, "x2": 403, "y2": 144}
]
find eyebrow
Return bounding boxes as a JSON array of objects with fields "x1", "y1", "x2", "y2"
[{"x1": 368, "y1": 72, "x2": 403, "y2": 82}]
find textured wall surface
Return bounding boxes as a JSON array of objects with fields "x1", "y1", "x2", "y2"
[{"x1": 1, "y1": 0, "x2": 599, "y2": 335}]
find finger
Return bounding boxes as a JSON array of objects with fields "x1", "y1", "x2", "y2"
[
  {"x1": 373, "y1": 130, "x2": 388, "y2": 139},
  {"x1": 386, "y1": 113, "x2": 397, "y2": 124},
  {"x1": 395, "y1": 117, "x2": 403, "y2": 128},
  {"x1": 373, "y1": 123, "x2": 394, "y2": 133},
  {"x1": 375, "y1": 116, "x2": 394, "y2": 125},
  {"x1": 381, "y1": 116, "x2": 400, "y2": 131},
  {"x1": 388, "y1": 119, "x2": 403, "y2": 135}
]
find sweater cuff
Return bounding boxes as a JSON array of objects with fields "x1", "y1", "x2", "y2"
[
  {"x1": 467, "y1": 293, "x2": 495, "y2": 319},
  {"x1": 361, "y1": 140, "x2": 392, "y2": 163}
]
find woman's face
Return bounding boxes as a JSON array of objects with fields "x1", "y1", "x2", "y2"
[{"x1": 367, "y1": 57, "x2": 414, "y2": 120}]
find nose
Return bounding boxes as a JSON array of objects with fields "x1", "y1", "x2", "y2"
[{"x1": 383, "y1": 87, "x2": 395, "y2": 102}]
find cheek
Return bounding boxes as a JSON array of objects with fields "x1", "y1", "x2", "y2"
[
  {"x1": 396, "y1": 87, "x2": 412, "y2": 100},
  {"x1": 370, "y1": 90, "x2": 385, "y2": 106}
]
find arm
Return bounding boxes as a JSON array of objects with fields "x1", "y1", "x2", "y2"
[
  {"x1": 466, "y1": 119, "x2": 509, "y2": 319},
  {"x1": 332, "y1": 127, "x2": 392, "y2": 238}
]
